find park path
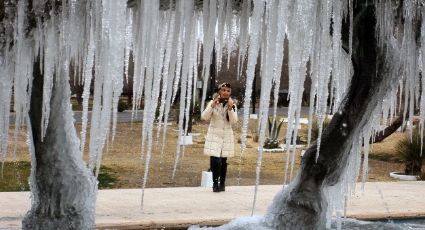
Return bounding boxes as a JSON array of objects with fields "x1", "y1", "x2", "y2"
[
  {"x1": 7, "y1": 107, "x2": 311, "y2": 124},
  {"x1": 1, "y1": 181, "x2": 425, "y2": 229}
]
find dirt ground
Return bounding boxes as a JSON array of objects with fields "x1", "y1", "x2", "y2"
[{"x1": 5, "y1": 118, "x2": 405, "y2": 190}]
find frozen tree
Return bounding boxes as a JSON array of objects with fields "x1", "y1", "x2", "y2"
[
  {"x1": 206, "y1": 1, "x2": 425, "y2": 229},
  {"x1": 1, "y1": 1, "x2": 97, "y2": 229},
  {"x1": 1, "y1": 0, "x2": 425, "y2": 229},
  {"x1": 22, "y1": 58, "x2": 97, "y2": 229},
  {"x1": 262, "y1": 3, "x2": 399, "y2": 229}
]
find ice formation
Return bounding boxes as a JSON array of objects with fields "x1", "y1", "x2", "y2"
[{"x1": 2, "y1": 0, "x2": 425, "y2": 229}]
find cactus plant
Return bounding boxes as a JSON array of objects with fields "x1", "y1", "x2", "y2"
[
  {"x1": 264, "y1": 117, "x2": 284, "y2": 149},
  {"x1": 396, "y1": 127, "x2": 425, "y2": 176}
]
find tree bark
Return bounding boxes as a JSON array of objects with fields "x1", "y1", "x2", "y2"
[
  {"x1": 22, "y1": 58, "x2": 97, "y2": 229},
  {"x1": 0, "y1": 0, "x2": 17, "y2": 58}
]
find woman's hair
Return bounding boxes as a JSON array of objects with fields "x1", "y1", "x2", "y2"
[
  {"x1": 215, "y1": 83, "x2": 233, "y2": 122},
  {"x1": 218, "y1": 82, "x2": 231, "y2": 91}
]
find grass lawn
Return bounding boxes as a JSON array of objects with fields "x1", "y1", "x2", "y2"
[{"x1": 1, "y1": 118, "x2": 406, "y2": 192}]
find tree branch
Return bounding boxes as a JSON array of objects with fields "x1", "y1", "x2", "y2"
[{"x1": 372, "y1": 110, "x2": 419, "y2": 143}]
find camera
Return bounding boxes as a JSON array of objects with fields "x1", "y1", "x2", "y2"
[{"x1": 218, "y1": 97, "x2": 228, "y2": 104}]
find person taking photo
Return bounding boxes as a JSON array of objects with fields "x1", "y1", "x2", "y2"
[{"x1": 201, "y1": 83, "x2": 238, "y2": 192}]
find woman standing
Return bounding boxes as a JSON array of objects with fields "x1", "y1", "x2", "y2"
[{"x1": 201, "y1": 83, "x2": 238, "y2": 192}]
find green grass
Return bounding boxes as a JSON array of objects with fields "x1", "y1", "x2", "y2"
[
  {"x1": 0, "y1": 161, "x2": 31, "y2": 192},
  {"x1": 368, "y1": 151, "x2": 403, "y2": 163},
  {"x1": 71, "y1": 98, "x2": 93, "y2": 111},
  {"x1": 97, "y1": 165, "x2": 119, "y2": 189},
  {"x1": 0, "y1": 161, "x2": 118, "y2": 191}
]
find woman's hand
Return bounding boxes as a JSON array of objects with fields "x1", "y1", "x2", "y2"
[
  {"x1": 211, "y1": 96, "x2": 220, "y2": 108},
  {"x1": 227, "y1": 98, "x2": 234, "y2": 110}
]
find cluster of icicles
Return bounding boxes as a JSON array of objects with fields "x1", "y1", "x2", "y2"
[{"x1": 1, "y1": 0, "x2": 425, "y2": 226}]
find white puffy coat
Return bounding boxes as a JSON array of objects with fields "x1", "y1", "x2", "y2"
[{"x1": 201, "y1": 100, "x2": 238, "y2": 158}]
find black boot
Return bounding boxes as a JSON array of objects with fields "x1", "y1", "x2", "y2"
[
  {"x1": 213, "y1": 182, "x2": 220, "y2": 192},
  {"x1": 219, "y1": 158, "x2": 227, "y2": 192},
  {"x1": 210, "y1": 157, "x2": 221, "y2": 192}
]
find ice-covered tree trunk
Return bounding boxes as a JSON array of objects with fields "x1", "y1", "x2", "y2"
[
  {"x1": 264, "y1": 3, "x2": 389, "y2": 229},
  {"x1": 22, "y1": 59, "x2": 97, "y2": 229}
]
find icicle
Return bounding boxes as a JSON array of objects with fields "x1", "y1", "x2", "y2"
[
  {"x1": 237, "y1": 0, "x2": 250, "y2": 80},
  {"x1": 270, "y1": 0, "x2": 288, "y2": 125},
  {"x1": 156, "y1": 10, "x2": 176, "y2": 140},
  {"x1": 0, "y1": 57, "x2": 13, "y2": 161},
  {"x1": 88, "y1": 0, "x2": 128, "y2": 176},
  {"x1": 331, "y1": 0, "x2": 351, "y2": 115},
  {"x1": 13, "y1": 1, "x2": 34, "y2": 158},
  {"x1": 420, "y1": 8, "x2": 425, "y2": 156},
  {"x1": 192, "y1": 15, "x2": 202, "y2": 114},
  {"x1": 224, "y1": 0, "x2": 233, "y2": 69},
  {"x1": 124, "y1": 9, "x2": 133, "y2": 82},
  {"x1": 131, "y1": 0, "x2": 152, "y2": 114},
  {"x1": 80, "y1": 10, "x2": 95, "y2": 154},
  {"x1": 239, "y1": 0, "x2": 266, "y2": 214},
  {"x1": 184, "y1": 12, "x2": 199, "y2": 145},
  {"x1": 284, "y1": 0, "x2": 317, "y2": 183},
  {"x1": 200, "y1": 0, "x2": 217, "y2": 112},
  {"x1": 168, "y1": 2, "x2": 185, "y2": 107},
  {"x1": 172, "y1": 0, "x2": 195, "y2": 179},
  {"x1": 158, "y1": 10, "x2": 178, "y2": 165},
  {"x1": 251, "y1": 0, "x2": 284, "y2": 214},
  {"x1": 235, "y1": 0, "x2": 261, "y2": 187},
  {"x1": 215, "y1": 0, "x2": 227, "y2": 73},
  {"x1": 308, "y1": 0, "x2": 333, "y2": 160},
  {"x1": 140, "y1": 2, "x2": 168, "y2": 208},
  {"x1": 139, "y1": 0, "x2": 161, "y2": 163},
  {"x1": 239, "y1": 0, "x2": 263, "y2": 164}
]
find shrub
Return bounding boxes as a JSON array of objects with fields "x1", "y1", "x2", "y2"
[
  {"x1": 396, "y1": 127, "x2": 425, "y2": 175},
  {"x1": 117, "y1": 99, "x2": 129, "y2": 112},
  {"x1": 192, "y1": 102, "x2": 202, "y2": 121},
  {"x1": 264, "y1": 117, "x2": 284, "y2": 149},
  {"x1": 97, "y1": 165, "x2": 118, "y2": 189},
  {"x1": 310, "y1": 117, "x2": 331, "y2": 142}
]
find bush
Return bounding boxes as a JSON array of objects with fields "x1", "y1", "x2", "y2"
[
  {"x1": 310, "y1": 117, "x2": 331, "y2": 142},
  {"x1": 97, "y1": 165, "x2": 118, "y2": 189},
  {"x1": 264, "y1": 117, "x2": 284, "y2": 149},
  {"x1": 396, "y1": 127, "x2": 425, "y2": 175},
  {"x1": 117, "y1": 99, "x2": 129, "y2": 112},
  {"x1": 192, "y1": 102, "x2": 202, "y2": 121}
]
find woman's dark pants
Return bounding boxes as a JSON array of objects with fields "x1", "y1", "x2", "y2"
[{"x1": 210, "y1": 156, "x2": 227, "y2": 192}]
